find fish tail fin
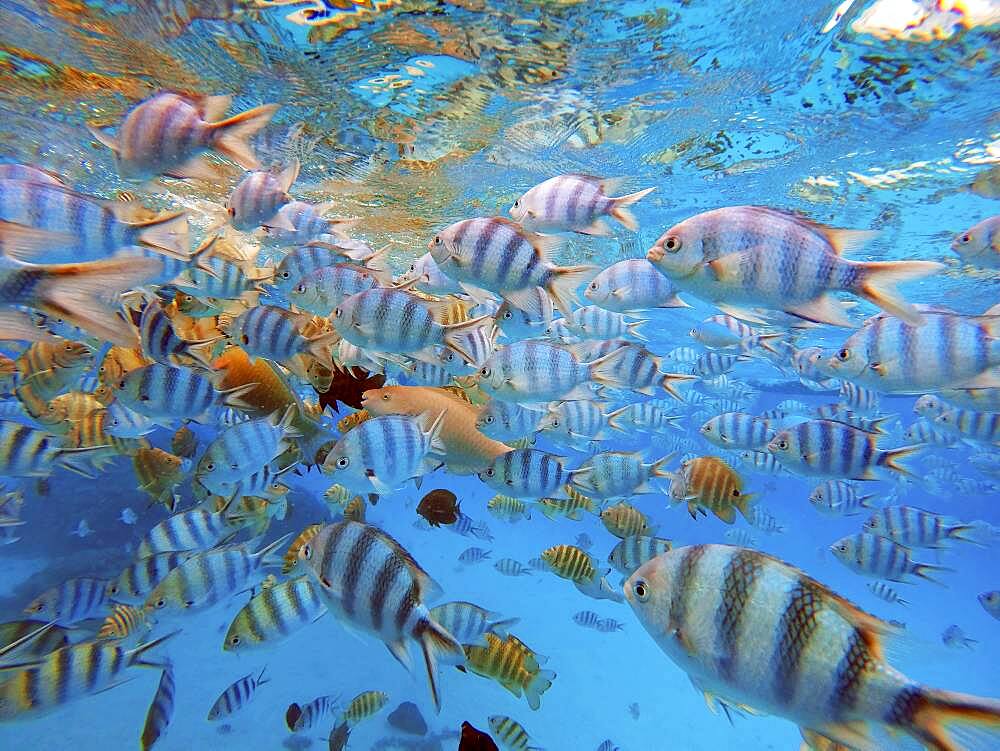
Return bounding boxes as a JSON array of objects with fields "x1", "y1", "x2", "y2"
[
  {"x1": 35, "y1": 255, "x2": 164, "y2": 346},
  {"x1": 878, "y1": 444, "x2": 923, "y2": 478},
  {"x1": 659, "y1": 372, "x2": 696, "y2": 401},
  {"x1": 627, "y1": 319, "x2": 647, "y2": 341},
  {"x1": 487, "y1": 617, "x2": 520, "y2": 640},
  {"x1": 609, "y1": 187, "x2": 655, "y2": 231},
  {"x1": 894, "y1": 686, "x2": 1000, "y2": 751},
  {"x1": 210, "y1": 103, "x2": 280, "y2": 170},
  {"x1": 587, "y1": 346, "x2": 633, "y2": 391},
  {"x1": 947, "y1": 520, "x2": 992, "y2": 547},
  {"x1": 523, "y1": 668, "x2": 556, "y2": 711},
  {"x1": 854, "y1": 260, "x2": 944, "y2": 325},
  {"x1": 605, "y1": 405, "x2": 628, "y2": 432},
  {"x1": 546, "y1": 265, "x2": 598, "y2": 320},
  {"x1": 415, "y1": 617, "x2": 466, "y2": 714},
  {"x1": 913, "y1": 562, "x2": 953, "y2": 586},
  {"x1": 135, "y1": 211, "x2": 190, "y2": 260},
  {"x1": 126, "y1": 629, "x2": 180, "y2": 669},
  {"x1": 649, "y1": 453, "x2": 676, "y2": 478}
]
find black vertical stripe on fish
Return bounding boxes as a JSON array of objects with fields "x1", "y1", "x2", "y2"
[
  {"x1": 771, "y1": 578, "x2": 825, "y2": 703},
  {"x1": 369, "y1": 554, "x2": 401, "y2": 632},
  {"x1": 394, "y1": 580, "x2": 418, "y2": 633},
  {"x1": 470, "y1": 222, "x2": 496, "y2": 279},
  {"x1": 828, "y1": 628, "x2": 874, "y2": 716},
  {"x1": 714, "y1": 549, "x2": 765, "y2": 680},
  {"x1": 85, "y1": 643, "x2": 104, "y2": 692},
  {"x1": 670, "y1": 546, "x2": 707, "y2": 640},
  {"x1": 341, "y1": 527, "x2": 374, "y2": 617},
  {"x1": 23, "y1": 662, "x2": 40, "y2": 710},
  {"x1": 495, "y1": 232, "x2": 522, "y2": 288},
  {"x1": 55, "y1": 645, "x2": 71, "y2": 704}
]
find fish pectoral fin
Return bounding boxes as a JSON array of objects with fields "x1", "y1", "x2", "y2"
[
  {"x1": 811, "y1": 722, "x2": 877, "y2": 751},
  {"x1": 609, "y1": 285, "x2": 633, "y2": 299},
  {"x1": 366, "y1": 472, "x2": 394, "y2": 495},
  {"x1": 385, "y1": 639, "x2": 414, "y2": 674},
  {"x1": 784, "y1": 296, "x2": 854, "y2": 328},
  {"x1": 163, "y1": 155, "x2": 221, "y2": 182},
  {"x1": 263, "y1": 212, "x2": 298, "y2": 232},
  {"x1": 713, "y1": 303, "x2": 771, "y2": 325}
]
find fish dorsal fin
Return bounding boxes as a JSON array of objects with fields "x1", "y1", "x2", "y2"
[
  {"x1": 276, "y1": 159, "x2": 300, "y2": 194},
  {"x1": 742, "y1": 206, "x2": 877, "y2": 255}
]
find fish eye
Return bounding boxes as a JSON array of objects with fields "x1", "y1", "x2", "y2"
[
  {"x1": 227, "y1": 207, "x2": 235, "y2": 217},
  {"x1": 633, "y1": 580, "x2": 649, "y2": 601},
  {"x1": 958, "y1": 233, "x2": 970, "y2": 244},
  {"x1": 108, "y1": 584, "x2": 118, "y2": 595},
  {"x1": 241, "y1": 334, "x2": 249, "y2": 345},
  {"x1": 484, "y1": 415, "x2": 495, "y2": 424},
  {"x1": 336, "y1": 457, "x2": 349, "y2": 469},
  {"x1": 485, "y1": 468, "x2": 495, "y2": 477},
  {"x1": 294, "y1": 283, "x2": 306, "y2": 294},
  {"x1": 433, "y1": 236, "x2": 442, "y2": 245},
  {"x1": 480, "y1": 367, "x2": 490, "y2": 377},
  {"x1": 502, "y1": 310, "x2": 512, "y2": 320},
  {"x1": 836, "y1": 544, "x2": 848, "y2": 553},
  {"x1": 382, "y1": 393, "x2": 390, "y2": 401},
  {"x1": 777, "y1": 439, "x2": 788, "y2": 450},
  {"x1": 837, "y1": 348, "x2": 851, "y2": 361},
  {"x1": 280, "y1": 271, "x2": 291, "y2": 279},
  {"x1": 589, "y1": 281, "x2": 598, "y2": 290},
  {"x1": 333, "y1": 308, "x2": 342, "y2": 318},
  {"x1": 664, "y1": 236, "x2": 681, "y2": 252},
  {"x1": 513, "y1": 199, "x2": 520, "y2": 208},
  {"x1": 301, "y1": 544, "x2": 312, "y2": 559},
  {"x1": 732, "y1": 488, "x2": 740, "y2": 496},
  {"x1": 551, "y1": 419, "x2": 559, "y2": 427},
  {"x1": 155, "y1": 598, "x2": 166, "y2": 609},
  {"x1": 229, "y1": 635, "x2": 240, "y2": 646}
]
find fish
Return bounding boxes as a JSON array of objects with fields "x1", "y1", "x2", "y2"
[
  {"x1": 258, "y1": 200, "x2": 355, "y2": 248},
  {"x1": 226, "y1": 304, "x2": 337, "y2": 375},
  {"x1": 282, "y1": 525, "x2": 323, "y2": 574},
  {"x1": 510, "y1": 174, "x2": 654, "y2": 236},
  {"x1": 574, "y1": 451, "x2": 673, "y2": 500},
  {"x1": 96, "y1": 603, "x2": 151, "y2": 643},
  {"x1": 460, "y1": 720, "x2": 499, "y2": 750},
  {"x1": 227, "y1": 162, "x2": 299, "y2": 231},
  {"x1": 488, "y1": 714, "x2": 543, "y2": 751},
  {"x1": 362, "y1": 386, "x2": 512, "y2": 475},
  {"x1": 478, "y1": 448, "x2": 583, "y2": 499},
  {"x1": 487, "y1": 494, "x2": 532, "y2": 522},
  {"x1": 494, "y1": 559, "x2": 533, "y2": 577},
  {"x1": 867, "y1": 581, "x2": 908, "y2": 606},
  {"x1": 808, "y1": 480, "x2": 878, "y2": 516},
  {"x1": 830, "y1": 532, "x2": 950, "y2": 584},
  {"x1": 647, "y1": 206, "x2": 941, "y2": 327},
  {"x1": 766, "y1": 420, "x2": 919, "y2": 480},
  {"x1": 416, "y1": 489, "x2": 461, "y2": 527},
  {"x1": 596, "y1": 618, "x2": 624, "y2": 633},
  {"x1": 457, "y1": 632, "x2": 555, "y2": 710},
  {"x1": 322, "y1": 412, "x2": 445, "y2": 495},
  {"x1": 327, "y1": 722, "x2": 351, "y2": 751},
  {"x1": 287, "y1": 261, "x2": 387, "y2": 317},
  {"x1": 140, "y1": 668, "x2": 176, "y2": 751},
  {"x1": 606, "y1": 402, "x2": 683, "y2": 433},
  {"x1": 584, "y1": 259, "x2": 687, "y2": 312},
  {"x1": 116, "y1": 363, "x2": 249, "y2": 424},
  {"x1": 537, "y1": 488, "x2": 600, "y2": 521},
  {"x1": 458, "y1": 547, "x2": 492, "y2": 565},
  {"x1": 297, "y1": 521, "x2": 465, "y2": 712},
  {"x1": 941, "y1": 625, "x2": 977, "y2": 650},
  {"x1": 476, "y1": 399, "x2": 546, "y2": 442},
  {"x1": 24, "y1": 577, "x2": 109, "y2": 625},
  {"x1": 430, "y1": 216, "x2": 595, "y2": 319},
  {"x1": 429, "y1": 601, "x2": 519, "y2": 646},
  {"x1": 207, "y1": 668, "x2": 270, "y2": 720},
  {"x1": 0, "y1": 620, "x2": 71, "y2": 660},
  {"x1": 136, "y1": 499, "x2": 238, "y2": 557},
  {"x1": 951, "y1": 216, "x2": 1000, "y2": 268},
  {"x1": 568, "y1": 305, "x2": 645, "y2": 341},
  {"x1": 933, "y1": 406, "x2": 1000, "y2": 446},
  {"x1": 341, "y1": 690, "x2": 389, "y2": 727},
  {"x1": 223, "y1": 576, "x2": 327, "y2": 653},
  {"x1": 625, "y1": 544, "x2": 1000, "y2": 750},
  {"x1": 689, "y1": 314, "x2": 781, "y2": 352},
  {"x1": 600, "y1": 501, "x2": 657, "y2": 539},
  {"x1": 107, "y1": 552, "x2": 194, "y2": 604},
  {"x1": 71, "y1": 519, "x2": 93, "y2": 538},
  {"x1": 862, "y1": 506, "x2": 983, "y2": 548},
  {"x1": 88, "y1": 91, "x2": 278, "y2": 182},
  {"x1": 978, "y1": 591, "x2": 1000, "y2": 620},
  {"x1": 608, "y1": 535, "x2": 673, "y2": 577},
  {"x1": 285, "y1": 694, "x2": 341, "y2": 732},
  {"x1": 667, "y1": 455, "x2": 755, "y2": 523},
  {"x1": 0, "y1": 633, "x2": 175, "y2": 721},
  {"x1": 540, "y1": 544, "x2": 621, "y2": 602},
  {"x1": 700, "y1": 412, "x2": 776, "y2": 451},
  {"x1": 132, "y1": 447, "x2": 191, "y2": 510}
]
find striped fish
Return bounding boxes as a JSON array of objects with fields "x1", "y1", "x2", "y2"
[
  {"x1": 297, "y1": 521, "x2": 465, "y2": 712},
  {"x1": 584, "y1": 258, "x2": 686, "y2": 312},
  {"x1": 600, "y1": 501, "x2": 657, "y2": 539},
  {"x1": 143, "y1": 535, "x2": 289, "y2": 618},
  {"x1": 626, "y1": 544, "x2": 1000, "y2": 750},
  {"x1": 737, "y1": 449, "x2": 787, "y2": 476},
  {"x1": 16, "y1": 340, "x2": 94, "y2": 399},
  {"x1": 689, "y1": 314, "x2": 780, "y2": 352},
  {"x1": 321, "y1": 412, "x2": 445, "y2": 495},
  {"x1": 24, "y1": 577, "x2": 110, "y2": 625},
  {"x1": 223, "y1": 576, "x2": 327, "y2": 652},
  {"x1": 608, "y1": 535, "x2": 673, "y2": 577},
  {"x1": 576, "y1": 451, "x2": 672, "y2": 500},
  {"x1": 668, "y1": 456, "x2": 755, "y2": 524},
  {"x1": 825, "y1": 311, "x2": 1000, "y2": 393},
  {"x1": 206, "y1": 668, "x2": 269, "y2": 720},
  {"x1": 227, "y1": 305, "x2": 335, "y2": 371},
  {"x1": 647, "y1": 206, "x2": 940, "y2": 327},
  {"x1": 902, "y1": 418, "x2": 960, "y2": 447},
  {"x1": 495, "y1": 296, "x2": 552, "y2": 342},
  {"x1": 509, "y1": 173, "x2": 654, "y2": 235},
  {"x1": 102, "y1": 399, "x2": 158, "y2": 438},
  {"x1": 568, "y1": 305, "x2": 645, "y2": 341},
  {"x1": 286, "y1": 262, "x2": 385, "y2": 317},
  {"x1": 459, "y1": 632, "x2": 555, "y2": 710},
  {"x1": 405, "y1": 360, "x2": 455, "y2": 387},
  {"x1": 282, "y1": 525, "x2": 323, "y2": 575},
  {"x1": 140, "y1": 668, "x2": 175, "y2": 751},
  {"x1": 0, "y1": 421, "x2": 97, "y2": 478},
  {"x1": 538, "y1": 400, "x2": 614, "y2": 447},
  {"x1": 862, "y1": 506, "x2": 982, "y2": 549},
  {"x1": 867, "y1": 581, "x2": 908, "y2": 607},
  {"x1": 700, "y1": 412, "x2": 776, "y2": 451},
  {"x1": 136, "y1": 501, "x2": 237, "y2": 557},
  {"x1": 578, "y1": 340, "x2": 694, "y2": 400},
  {"x1": 285, "y1": 693, "x2": 340, "y2": 732},
  {"x1": 0, "y1": 632, "x2": 174, "y2": 720},
  {"x1": 478, "y1": 448, "x2": 581, "y2": 499},
  {"x1": 271, "y1": 243, "x2": 372, "y2": 297},
  {"x1": 596, "y1": 618, "x2": 624, "y2": 633},
  {"x1": 572, "y1": 610, "x2": 602, "y2": 629},
  {"x1": 138, "y1": 299, "x2": 216, "y2": 368},
  {"x1": 97, "y1": 604, "x2": 151, "y2": 642},
  {"x1": 458, "y1": 547, "x2": 491, "y2": 564},
  {"x1": 830, "y1": 532, "x2": 949, "y2": 584},
  {"x1": 933, "y1": 406, "x2": 1000, "y2": 445},
  {"x1": 537, "y1": 486, "x2": 599, "y2": 521},
  {"x1": 259, "y1": 200, "x2": 355, "y2": 248},
  {"x1": 0, "y1": 620, "x2": 71, "y2": 660},
  {"x1": 108, "y1": 552, "x2": 194, "y2": 603},
  {"x1": 116, "y1": 363, "x2": 243, "y2": 423},
  {"x1": 489, "y1": 714, "x2": 542, "y2": 751},
  {"x1": 477, "y1": 340, "x2": 634, "y2": 403},
  {"x1": 808, "y1": 480, "x2": 877, "y2": 516},
  {"x1": 133, "y1": 447, "x2": 191, "y2": 509},
  {"x1": 767, "y1": 420, "x2": 919, "y2": 480},
  {"x1": 194, "y1": 407, "x2": 298, "y2": 494},
  {"x1": 394, "y1": 252, "x2": 464, "y2": 296},
  {"x1": 693, "y1": 351, "x2": 747, "y2": 378},
  {"x1": 838, "y1": 381, "x2": 881, "y2": 416},
  {"x1": 494, "y1": 558, "x2": 533, "y2": 577},
  {"x1": 430, "y1": 216, "x2": 595, "y2": 320},
  {"x1": 606, "y1": 402, "x2": 682, "y2": 433},
  {"x1": 476, "y1": 400, "x2": 546, "y2": 442},
  {"x1": 429, "y1": 601, "x2": 519, "y2": 647},
  {"x1": 227, "y1": 162, "x2": 297, "y2": 231},
  {"x1": 487, "y1": 495, "x2": 532, "y2": 522},
  {"x1": 342, "y1": 690, "x2": 389, "y2": 727}
]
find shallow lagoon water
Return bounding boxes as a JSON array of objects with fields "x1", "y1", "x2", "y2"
[{"x1": 0, "y1": 1, "x2": 999, "y2": 750}]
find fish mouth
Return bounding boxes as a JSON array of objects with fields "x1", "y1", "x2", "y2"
[{"x1": 647, "y1": 244, "x2": 665, "y2": 263}]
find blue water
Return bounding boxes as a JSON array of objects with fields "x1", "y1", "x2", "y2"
[{"x1": 1, "y1": 1, "x2": 999, "y2": 749}]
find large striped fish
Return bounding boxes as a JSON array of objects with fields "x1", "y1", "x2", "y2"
[
  {"x1": 766, "y1": 420, "x2": 919, "y2": 480},
  {"x1": 626, "y1": 544, "x2": 1000, "y2": 751},
  {"x1": 297, "y1": 521, "x2": 465, "y2": 712}
]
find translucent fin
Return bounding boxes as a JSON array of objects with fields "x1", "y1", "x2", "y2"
[
  {"x1": 609, "y1": 187, "x2": 655, "y2": 231},
  {"x1": 210, "y1": 103, "x2": 281, "y2": 170},
  {"x1": 855, "y1": 260, "x2": 944, "y2": 326}
]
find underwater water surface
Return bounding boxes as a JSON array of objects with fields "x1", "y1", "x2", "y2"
[{"x1": 0, "y1": 1, "x2": 999, "y2": 750}]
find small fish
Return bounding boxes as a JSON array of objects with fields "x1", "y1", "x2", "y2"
[
  {"x1": 749, "y1": 506, "x2": 785, "y2": 534},
  {"x1": 600, "y1": 501, "x2": 657, "y2": 539},
  {"x1": 576, "y1": 451, "x2": 672, "y2": 501},
  {"x1": 224, "y1": 576, "x2": 326, "y2": 653},
  {"x1": 227, "y1": 305, "x2": 336, "y2": 376},
  {"x1": 830, "y1": 532, "x2": 950, "y2": 584},
  {"x1": 494, "y1": 558, "x2": 533, "y2": 577},
  {"x1": 24, "y1": 577, "x2": 109, "y2": 625},
  {"x1": 867, "y1": 581, "x2": 908, "y2": 606},
  {"x1": 934, "y1": 405, "x2": 1000, "y2": 446},
  {"x1": 596, "y1": 618, "x2": 624, "y2": 633},
  {"x1": 207, "y1": 668, "x2": 270, "y2": 720},
  {"x1": 429, "y1": 601, "x2": 519, "y2": 646},
  {"x1": 141, "y1": 668, "x2": 176, "y2": 751},
  {"x1": 71, "y1": 519, "x2": 93, "y2": 538},
  {"x1": 285, "y1": 694, "x2": 340, "y2": 732},
  {"x1": 572, "y1": 610, "x2": 603, "y2": 629},
  {"x1": 978, "y1": 591, "x2": 1000, "y2": 620},
  {"x1": 194, "y1": 408, "x2": 298, "y2": 495},
  {"x1": 689, "y1": 314, "x2": 779, "y2": 352},
  {"x1": 108, "y1": 552, "x2": 194, "y2": 604},
  {"x1": 171, "y1": 424, "x2": 198, "y2": 459},
  {"x1": 808, "y1": 480, "x2": 877, "y2": 516},
  {"x1": 282, "y1": 525, "x2": 323, "y2": 575},
  {"x1": 584, "y1": 258, "x2": 686, "y2": 312},
  {"x1": 479, "y1": 448, "x2": 582, "y2": 499},
  {"x1": 119, "y1": 507, "x2": 138, "y2": 525},
  {"x1": 510, "y1": 174, "x2": 654, "y2": 236},
  {"x1": 941, "y1": 624, "x2": 977, "y2": 650},
  {"x1": 574, "y1": 533, "x2": 593, "y2": 551},
  {"x1": 647, "y1": 205, "x2": 940, "y2": 327},
  {"x1": 476, "y1": 400, "x2": 546, "y2": 442},
  {"x1": 723, "y1": 528, "x2": 758, "y2": 547},
  {"x1": 136, "y1": 501, "x2": 236, "y2": 557},
  {"x1": 287, "y1": 261, "x2": 386, "y2": 317},
  {"x1": 458, "y1": 632, "x2": 555, "y2": 710},
  {"x1": 537, "y1": 489, "x2": 599, "y2": 521},
  {"x1": 97, "y1": 603, "x2": 151, "y2": 642},
  {"x1": 327, "y1": 722, "x2": 351, "y2": 751},
  {"x1": 487, "y1": 494, "x2": 532, "y2": 522},
  {"x1": 608, "y1": 535, "x2": 673, "y2": 577},
  {"x1": 595, "y1": 741, "x2": 620, "y2": 751},
  {"x1": 341, "y1": 690, "x2": 389, "y2": 727},
  {"x1": 627, "y1": 702, "x2": 640, "y2": 720},
  {"x1": 951, "y1": 216, "x2": 1000, "y2": 268},
  {"x1": 488, "y1": 714, "x2": 543, "y2": 751},
  {"x1": 699, "y1": 412, "x2": 775, "y2": 451},
  {"x1": 458, "y1": 547, "x2": 492, "y2": 565},
  {"x1": 417, "y1": 489, "x2": 461, "y2": 527},
  {"x1": 862, "y1": 506, "x2": 982, "y2": 548},
  {"x1": 668, "y1": 455, "x2": 755, "y2": 524},
  {"x1": 227, "y1": 162, "x2": 298, "y2": 231},
  {"x1": 89, "y1": 91, "x2": 278, "y2": 182},
  {"x1": 451, "y1": 513, "x2": 494, "y2": 541},
  {"x1": 460, "y1": 720, "x2": 499, "y2": 751}
]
